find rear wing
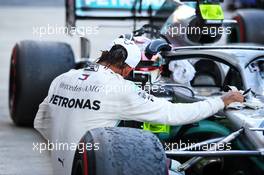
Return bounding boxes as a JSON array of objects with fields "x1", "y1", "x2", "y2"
[{"x1": 65, "y1": 0, "x2": 174, "y2": 29}]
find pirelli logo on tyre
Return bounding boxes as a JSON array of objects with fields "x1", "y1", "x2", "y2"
[{"x1": 49, "y1": 94, "x2": 101, "y2": 110}]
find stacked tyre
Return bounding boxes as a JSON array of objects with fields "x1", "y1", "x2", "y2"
[{"x1": 9, "y1": 40, "x2": 75, "y2": 126}]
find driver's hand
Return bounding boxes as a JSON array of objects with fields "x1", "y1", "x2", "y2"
[{"x1": 221, "y1": 91, "x2": 244, "y2": 107}]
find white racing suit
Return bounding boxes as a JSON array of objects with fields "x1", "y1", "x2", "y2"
[{"x1": 34, "y1": 63, "x2": 224, "y2": 175}]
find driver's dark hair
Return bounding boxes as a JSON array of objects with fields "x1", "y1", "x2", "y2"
[{"x1": 97, "y1": 45, "x2": 128, "y2": 69}]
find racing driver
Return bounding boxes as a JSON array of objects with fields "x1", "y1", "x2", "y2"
[{"x1": 34, "y1": 37, "x2": 244, "y2": 174}]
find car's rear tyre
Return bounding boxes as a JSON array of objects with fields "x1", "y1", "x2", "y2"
[
  {"x1": 9, "y1": 40, "x2": 75, "y2": 126},
  {"x1": 229, "y1": 9, "x2": 264, "y2": 44},
  {"x1": 72, "y1": 127, "x2": 168, "y2": 175}
]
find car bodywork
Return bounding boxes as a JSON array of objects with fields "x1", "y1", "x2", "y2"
[{"x1": 132, "y1": 45, "x2": 264, "y2": 174}]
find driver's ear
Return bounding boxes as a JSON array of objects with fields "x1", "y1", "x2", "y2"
[{"x1": 122, "y1": 65, "x2": 133, "y2": 77}]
